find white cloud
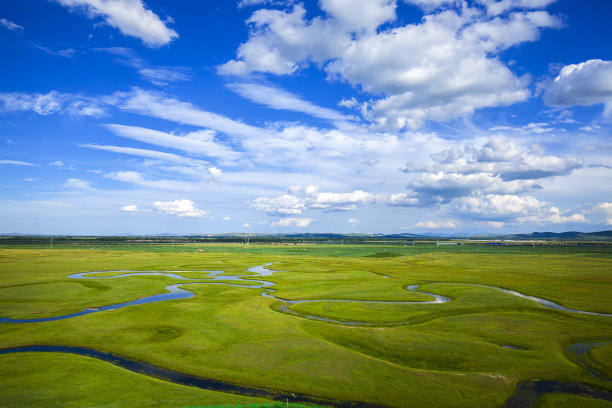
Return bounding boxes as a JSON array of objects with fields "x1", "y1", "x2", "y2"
[
  {"x1": 115, "y1": 88, "x2": 269, "y2": 139},
  {"x1": 65, "y1": 178, "x2": 93, "y2": 190},
  {"x1": 271, "y1": 217, "x2": 314, "y2": 227},
  {"x1": 591, "y1": 203, "x2": 612, "y2": 225},
  {"x1": 0, "y1": 18, "x2": 24, "y2": 32},
  {"x1": 121, "y1": 204, "x2": 139, "y2": 212},
  {"x1": 104, "y1": 124, "x2": 241, "y2": 161},
  {"x1": 208, "y1": 167, "x2": 223, "y2": 180},
  {"x1": 543, "y1": 59, "x2": 612, "y2": 108},
  {"x1": 220, "y1": 2, "x2": 559, "y2": 129},
  {"x1": 475, "y1": 0, "x2": 558, "y2": 16},
  {"x1": 320, "y1": 0, "x2": 396, "y2": 32},
  {"x1": 83, "y1": 143, "x2": 211, "y2": 166},
  {"x1": 348, "y1": 218, "x2": 359, "y2": 224},
  {"x1": 238, "y1": 0, "x2": 295, "y2": 8},
  {"x1": 152, "y1": 199, "x2": 206, "y2": 218},
  {"x1": 228, "y1": 82, "x2": 351, "y2": 121},
  {"x1": 252, "y1": 194, "x2": 306, "y2": 215},
  {"x1": 96, "y1": 47, "x2": 191, "y2": 85},
  {"x1": 414, "y1": 220, "x2": 457, "y2": 229},
  {"x1": 138, "y1": 67, "x2": 190, "y2": 85},
  {"x1": 389, "y1": 193, "x2": 419, "y2": 206},
  {"x1": 54, "y1": 0, "x2": 178, "y2": 47},
  {"x1": 338, "y1": 97, "x2": 358, "y2": 109},
  {"x1": 453, "y1": 194, "x2": 586, "y2": 224},
  {"x1": 0, "y1": 160, "x2": 35, "y2": 166},
  {"x1": 315, "y1": 190, "x2": 373, "y2": 206},
  {"x1": 489, "y1": 122, "x2": 554, "y2": 134},
  {"x1": 107, "y1": 171, "x2": 202, "y2": 191},
  {"x1": 0, "y1": 91, "x2": 105, "y2": 116},
  {"x1": 252, "y1": 187, "x2": 375, "y2": 215},
  {"x1": 401, "y1": 136, "x2": 582, "y2": 205}
]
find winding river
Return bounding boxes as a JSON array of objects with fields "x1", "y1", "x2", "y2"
[
  {"x1": 1, "y1": 263, "x2": 611, "y2": 406},
  {"x1": 1, "y1": 263, "x2": 610, "y2": 324}
]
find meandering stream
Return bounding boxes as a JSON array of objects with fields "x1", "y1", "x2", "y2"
[
  {"x1": 1, "y1": 263, "x2": 610, "y2": 324},
  {"x1": 1, "y1": 263, "x2": 610, "y2": 406}
]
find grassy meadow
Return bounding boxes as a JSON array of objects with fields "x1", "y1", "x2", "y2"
[{"x1": 0, "y1": 243, "x2": 611, "y2": 407}]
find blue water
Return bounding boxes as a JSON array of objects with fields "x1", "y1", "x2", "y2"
[{"x1": 1, "y1": 262, "x2": 610, "y2": 324}]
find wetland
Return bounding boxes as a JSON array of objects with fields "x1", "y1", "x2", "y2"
[{"x1": 0, "y1": 242, "x2": 611, "y2": 407}]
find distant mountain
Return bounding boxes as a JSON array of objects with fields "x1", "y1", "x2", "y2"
[
  {"x1": 505, "y1": 230, "x2": 612, "y2": 241},
  {"x1": 1, "y1": 230, "x2": 611, "y2": 241}
]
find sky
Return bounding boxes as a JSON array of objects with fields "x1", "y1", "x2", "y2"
[{"x1": 0, "y1": 0, "x2": 611, "y2": 235}]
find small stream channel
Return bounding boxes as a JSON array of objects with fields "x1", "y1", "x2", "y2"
[{"x1": 0, "y1": 263, "x2": 610, "y2": 406}]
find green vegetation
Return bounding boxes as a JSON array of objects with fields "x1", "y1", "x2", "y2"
[
  {"x1": 535, "y1": 394, "x2": 612, "y2": 408},
  {"x1": 0, "y1": 243, "x2": 611, "y2": 407}
]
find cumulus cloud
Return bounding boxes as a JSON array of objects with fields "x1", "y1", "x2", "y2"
[
  {"x1": 54, "y1": 0, "x2": 178, "y2": 47},
  {"x1": 220, "y1": 1, "x2": 560, "y2": 129},
  {"x1": 453, "y1": 194, "x2": 585, "y2": 224},
  {"x1": 65, "y1": 178, "x2": 93, "y2": 190},
  {"x1": 252, "y1": 194, "x2": 307, "y2": 215},
  {"x1": 543, "y1": 60, "x2": 612, "y2": 110},
  {"x1": 121, "y1": 204, "x2": 139, "y2": 212},
  {"x1": 401, "y1": 136, "x2": 582, "y2": 205},
  {"x1": 271, "y1": 217, "x2": 314, "y2": 227},
  {"x1": 414, "y1": 220, "x2": 457, "y2": 229},
  {"x1": 252, "y1": 186, "x2": 375, "y2": 215},
  {"x1": 152, "y1": 199, "x2": 206, "y2": 217},
  {"x1": 389, "y1": 193, "x2": 419, "y2": 206}
]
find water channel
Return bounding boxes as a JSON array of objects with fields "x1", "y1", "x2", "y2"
[{"x1": 1, "y1": 263, "x2": 610, "y2": 406}]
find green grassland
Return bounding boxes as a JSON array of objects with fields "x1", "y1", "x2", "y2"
[{"x1": 0, "y1": 244, "x2": 611, "y2": 407}]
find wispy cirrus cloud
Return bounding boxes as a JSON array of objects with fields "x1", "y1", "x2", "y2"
[
  {"x1": 95, "y1": 47, "x2": 191, "y2": 85},
  {"x1": 106, "y1": 171, "x2": 203, "y2": 191},
  {"x1": 0, "y1": 160, "x2": 36, "y2": 166},
  {"x1": 0, "y1": 91, "x2": 105, "y2": 116},
  {"x1": 228, "y1": 82, "x2": 353, "y2": 122},
  {"x1": 104, "y1": 124, "x2": 241, "y2": 162},
  {"x1": 0, "y1": 18, "x2": 24, "y2": 32},
  {"x1": 83, "y1": 143, "x2": 211, "y2": 166},
  {"x1": 114, "y1": 88, "x2": 269, "y2": 139}
]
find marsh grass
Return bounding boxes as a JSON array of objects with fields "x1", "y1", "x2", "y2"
[{"x1": 0, "y1": 245, "x2": 611, "y2": 407}]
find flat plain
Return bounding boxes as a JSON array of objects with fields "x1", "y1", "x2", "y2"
[{"x1": 0, "y1": 242, "x2": 611, "y2": 407}]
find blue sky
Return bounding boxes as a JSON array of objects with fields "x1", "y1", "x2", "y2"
[{"x1": 0, "y1": 0, "x2": 611, "y2": 235}]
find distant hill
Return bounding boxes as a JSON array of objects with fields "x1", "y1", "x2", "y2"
[
  {"x1": 1, "y1": 230, "x2": 611, "y2": 242},
  {"x1": 504, "y1": 230, "x2": 612, "y2": 241}
]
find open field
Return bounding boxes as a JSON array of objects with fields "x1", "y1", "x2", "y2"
[{"x1": 0, "y1": 243, "x2": 611, "y2": 407}]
